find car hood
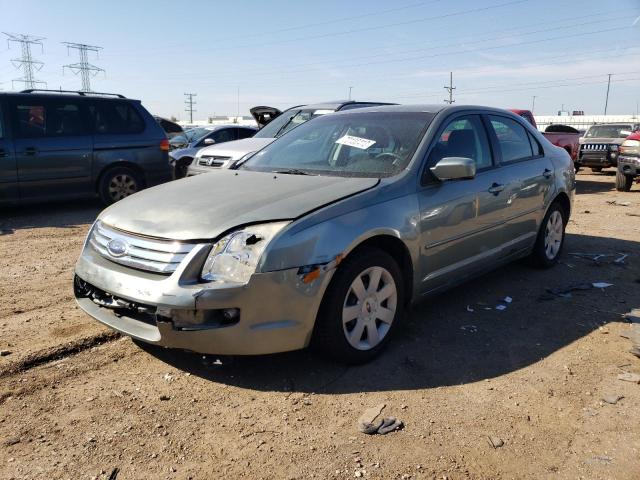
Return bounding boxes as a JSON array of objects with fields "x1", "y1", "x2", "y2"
[
  {"x1": 195, "y1": 137, "x2": 275, "y2": 161},
  {"x1": 99, "y1": 169, "x2": 379, "y2": 241}
]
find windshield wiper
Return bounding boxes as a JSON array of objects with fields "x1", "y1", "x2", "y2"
[{"x1": 272, "y1": 168, "x2": 316, "y2": 176}]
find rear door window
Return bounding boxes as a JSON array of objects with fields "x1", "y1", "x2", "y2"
[
  {"x1": 14, "y1": 100, "x2": 87, "y2": 138},
  {"x1": 90, "y1": 101, "x2": 145, "y2": 134},
  {"x1": 488, "y1": 115, "x2": 534, "y2": 164}
]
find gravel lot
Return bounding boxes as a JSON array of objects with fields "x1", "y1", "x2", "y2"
[{"x1": 1, "y1": 171, "x2": 639, "y2": 480}]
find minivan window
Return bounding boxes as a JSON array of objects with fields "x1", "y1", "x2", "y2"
[
  {"x1": 243, "y1": 111, "x2": 434, "y2": 178},
  {"x1": 237, "y1": 127, "x2": 255, "y2": 140},
  {"x1": 14, "y1": 101, "x2": 86, "y2": 138},
  {"x1": 91, "y1": 102, "x2": 145, "y2": 134},
  {"x1": 15, "y1": 104, "x2": 46, "y2": 138},
  {"x1": 489, "y1": 115, "x2": 533, "y2": 164}
]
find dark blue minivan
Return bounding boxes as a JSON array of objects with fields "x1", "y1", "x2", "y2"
[{"x1": 0, "y1": 90, "x2": 172, "y2": 205}]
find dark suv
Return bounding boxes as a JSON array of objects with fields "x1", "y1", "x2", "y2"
[{"x1": 0, "y1": 90, "x2": 172, "y2": 206}]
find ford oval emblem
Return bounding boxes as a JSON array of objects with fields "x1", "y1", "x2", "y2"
[{"x1": 107, "y1": 238, "x2": 129, "y2": 257}]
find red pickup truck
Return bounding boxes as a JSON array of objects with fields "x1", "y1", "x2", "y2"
[{"x1": 510, "y1": 109, "x2": 580, "y2": 170}]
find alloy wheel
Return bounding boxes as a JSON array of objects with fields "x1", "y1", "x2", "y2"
[
  {"x1": 544, "y1": 210, "x2": 563, "y2": 260},
  {"x1": 108, "y1": 174, "x2": 138, "y2": 201},
  {"x1": 342, "y1": 266, "x2": 397, "y2": 351}
]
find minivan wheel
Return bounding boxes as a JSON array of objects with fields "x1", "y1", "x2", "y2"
[
  {"x1": 99, "y1": 167, "x2": 142, "y2": 205},
  {"x1": 529, "y1": 202, "x2": 566, "y2": 268},
  {"x1": 615, "y1": 169, "x2": 633, "y2": 192},
  {"x1": 312, "y1": 247, "x2": 404, "y2": 364}
]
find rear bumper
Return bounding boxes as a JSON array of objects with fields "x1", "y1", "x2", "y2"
[
  {"x1": 74, "y1": 244, "x2": 334, "y2": 355},
  {"x1": 618, "y1": 155, "x2": 640, "y2": 176}
]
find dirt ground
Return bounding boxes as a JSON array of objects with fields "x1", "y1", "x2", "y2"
[{"x1": 1, "y1": 170, "x2": 639, "y2": 480}]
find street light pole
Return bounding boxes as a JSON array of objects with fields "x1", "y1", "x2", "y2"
[
  {"x1": 348, "y1": 86, "x2": 353, "y2": 100},
  {"x1": 531, "y1": 95, "x2": 537, "y2": 114}
]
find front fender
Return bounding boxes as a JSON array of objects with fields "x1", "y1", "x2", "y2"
[{"x1": 259, "y1": 193, "x2": 422, "y2": 283}]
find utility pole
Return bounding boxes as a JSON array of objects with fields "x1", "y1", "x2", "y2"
[
  {"x1": 348, "y1": 86, "x2": 353, "y2": 100},
  {"x1": 531, "y1": 95, "x2": 537, "y2": 114},
  {"x1": 4, "y1": 32, "x2": 46, "y2": 89},
  {"x1": 236, "y1": 86, "x2": 240, "y2": 123},
  {"x1": 184, "y1": 93, "x2": 197, "y2": 124},
  {"x1": 443, "y1": 72, "x2": 455, "y2": 104},
  {"x1": 62, "y1": 42, "x2": 104, "y2": 92},
  {"x1": 604, "y1": 73, "x2": 612, "y2": 115}
]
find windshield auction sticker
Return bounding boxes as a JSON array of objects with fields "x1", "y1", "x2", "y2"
[{"x1": 336, "y1": 135, "x2": 376, "y2": 150}]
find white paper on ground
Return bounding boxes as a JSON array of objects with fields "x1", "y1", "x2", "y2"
[
  {"x1": 495, "y1": 305, "x2": 507, "y2": 311},
  {"x1": 592, "y1": 282, "x2": 614, "y2": 289}
]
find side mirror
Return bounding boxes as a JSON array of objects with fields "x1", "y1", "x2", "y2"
[
  {"x1": 203, "y1": 138, "x2": 216, "y2": 145},
  {"x1": 430, "y1": 157, "x2": 476, "y2": 181}
]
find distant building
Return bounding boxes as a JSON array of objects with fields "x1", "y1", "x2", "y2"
[{"x1": 534, "y1": 114, "x2": 640, "y2": 132}]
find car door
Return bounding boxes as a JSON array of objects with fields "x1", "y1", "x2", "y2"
[
  {"x1": 417, "y1": 113, "x2": 508, "y2": 294},
  {"x1": 486, "y1": 114, "x2": 555, "y2": 251},
  {"x1": 12, "y1": 97, "x2": 93, "y2": 200},
  {"x1": 0, "y1": 98, "x2": 19, "y2": 203}
]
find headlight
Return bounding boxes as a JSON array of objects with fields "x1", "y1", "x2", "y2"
[
  {"x1": 201, "y1": 221, "x2": 290, "y2": 284},
  {"x1": 621, "y1": 140, "x2": 640, "y2": 155},
  {"x1": 610, "y1": 145, "x2": 619, "y2": 151}
]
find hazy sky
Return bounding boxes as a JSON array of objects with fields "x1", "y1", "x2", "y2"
[{"x1": 1, "y1": 0, "x2": 639, "y2": 119}]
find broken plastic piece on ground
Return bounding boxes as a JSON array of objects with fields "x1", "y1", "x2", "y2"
[
  {"x1": 546, "y1": 283, "x2": 592, "y2": 297},
  {"x1": 614, "y1": 254, "x2": 628, "y2": 264},
  {"x1": 617, "y1": 372, "x2": 640, "y2": 384},
  {"x1": 606, "y1": 200, "x2": 631, "y2": 206},
  {"x1": 460, "y1": 325, "x2": 478, "y2": 333},
  {"x1": 487, "y1": 436, "x2": 504, "y2": 448},
  {"x1": 592, "y1": 282, "x2": 614, "y2": 289},
  {"x1": 466, "y1": 305, "x2": 474, "y2": 312},
  {"x1": 503, "y1": 296, "x2": 513, "y2": 303},
  {"x1": 377, "y1": 417, "x2": 403, "y2": 435},
  {"x1": 495, "y1": 305, "x2": 507, "y2": 311}
]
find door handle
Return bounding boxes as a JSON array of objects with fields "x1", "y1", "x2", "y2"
[
  {"x1": 23, "y1": 147, "x2": 37, "y2": 156},
  {"x1": 488, "y1": 183, "x2": 504, "y2": 195},
  {"x1": 543, "y1": 168, "x2": 553, "y2": 179}
]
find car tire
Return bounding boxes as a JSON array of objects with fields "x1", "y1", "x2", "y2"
[
  {"x1": 574, "y1": 163, "x2": 581, "y2": 173},
  {"x1": 529, "y1": 201, "x2": 567, "y2": 268},
  {"x1": 98, "y1": 166, "x2": 143, "y2": 205},
  {"x1": 312, "y1": 247, "x2": 405, "y2": 364},
  {"x1": 615, "y1": 169, "x2": 633, "y2": 192},
  {"x1": 591, "y1": 167, "x2": 603, "y2": 173},
  {"x1": 174, "y1": 157, "x2": 192, "y2": 179}
]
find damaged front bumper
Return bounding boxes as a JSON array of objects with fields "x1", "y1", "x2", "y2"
[
  {"x1": 74, "y1": 244, "x2": 334, "y2": 355},
  {"x1": 618, "y1": 155, "x2": 640, "y2": 177}
]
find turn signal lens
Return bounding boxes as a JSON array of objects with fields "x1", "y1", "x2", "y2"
[{"x1": 160, "y1": 139, "x2": 170, "y2": 151}]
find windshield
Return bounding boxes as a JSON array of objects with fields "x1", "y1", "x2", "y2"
[
  {"x1": 242, "y1": 111, "x2": 434, "y2": 178},
  {"x1": 185, "y1": 127, "x2": 213, "y2": 142},
  {"x1": 585, "y1": 125, "x2": 634, "y2": 139},
  {"x1": 254, "y1": 108, "x2": 333, "y2": 139}
]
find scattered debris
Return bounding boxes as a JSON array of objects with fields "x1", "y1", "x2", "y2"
[
  {"x1": 163, "y1": 373, "x2": 174, "y2": 382},
  {"x1": 617, "y1": 373, "x2": 640, "y2": 384},
  {"x1": 592, "y1": 282, "x2": 614, "y2": 289},
  {"x1": 487, "y1": 436, "x2": 504, "y2": 449},
  {"x1": 614, "y1": 254, "x2": 628, "y2": 264},
  {"x1": 108, "y1": 467, "x2": 120, "y2": 480},
  {"x1": 606, "y1": 200, "x2": 631, "y2": 206},
  {"x1": 159, "y1": 395, "x2": 171, "y2": 401},
  {"x1": 601, "y1": 393, "x2": 624, "y2": 404},
  {"x1": 503, "y1": 296, "x2": 513, "y2": 304},
  {"x1": 546, "y1": 283, "x2": 592, "y2": 298},
  {"x1": 460, "y1": 325, "x2": 478, "y2": 333},
  {"x1": 0, "y1": 350, "x2": 11, "y2": 356},
  {"x1": 4, "y1": 436, "x2": 20, "y2": 446},
  {"x1": 495, "y1": 305, "x2": 507, "y2": 311},
  {"x1": 630, "y1": 346, "x2": 640, "y2": 359},
  {"x1": 624, "y1": 308, "x2": 640, "y2": 323},
  {"x1": 626, "y1": 212, "x2": 640, "y2": 217},
  {"x1": 357, "y1": 404, "x2": 403, "y2": 435},
  {"x1": 466, "y1": 305, "x2": 474, "y2": 312}
]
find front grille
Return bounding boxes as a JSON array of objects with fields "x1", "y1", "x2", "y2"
[
  {"x1": 88, "y1": 221, "x2": 195, "y2": 274},
  {"x1": 198, "y1": 155, "x2": 232, "y2": 167},
  {"x1": 581, "y1": 143, "x2": 609, "y2": 151}
]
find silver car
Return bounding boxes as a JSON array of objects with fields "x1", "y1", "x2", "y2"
[{"x1": 74, "y1": 105, "x2": 575, "y2": 364}]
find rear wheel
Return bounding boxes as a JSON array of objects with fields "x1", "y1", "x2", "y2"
[
  {"x1": 312, "y1": 248, "x2": 404, "y2": 364},
  {"x1": 98, "y1": 166, "x2": 142, "y2": 205},
  {"x1": 615, "y1": 169, "x2": 633, "y2": 192},
  {"x1": 529, "y1": 202, "x2": 566, "y2": 268}
]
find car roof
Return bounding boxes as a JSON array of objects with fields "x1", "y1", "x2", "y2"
[
  {"x1": 0, "y1": 90, "x2": 138, "y2": 102},
  {"x1": 191, "y1": 124, "x2": 257, "y2": 131},
  {"x1": 328, "y1": 104, "x2": 518, "y2": 115}
]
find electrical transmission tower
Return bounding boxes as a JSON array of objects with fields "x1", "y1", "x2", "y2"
[
  {"x1": 62, "y1": 42, "x2": 104, "y2": 92},
  {"x1": 3, "y1": 32, "x2": 46, "y2": 89},
  {"x1": 444, "y1": 71, "x2": 456, "y2": 104},
  {"x1": 184, "y1": 93, "x2": 197, "y2": 123}
]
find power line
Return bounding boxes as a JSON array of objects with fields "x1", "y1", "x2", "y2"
[
  {"x1": 444, "y1": 72, "x2": 455, "y2": 104},
  {"x1": 62, "y1": 42, "x2": 104, "y2": 92},
  {"x1": 604, "y1": 73, "x2": 612, "y2": 115},
  {"x1": 184, "y1": 93, "x2": 197, "y2": 123},
  {"x1": 3, "y1": 32, "x2": 46, "y2": 89}
]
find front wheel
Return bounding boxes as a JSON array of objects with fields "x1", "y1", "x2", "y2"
[
  {"x1": 615, "y1": 169, "x2": 633, "y2": 192},
  {"x1": 529, "y1": 202, "x2": 567, "y2": 268},
  {"x1": 312, "y1": 248, "x2": 404, "y2": 364}
]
